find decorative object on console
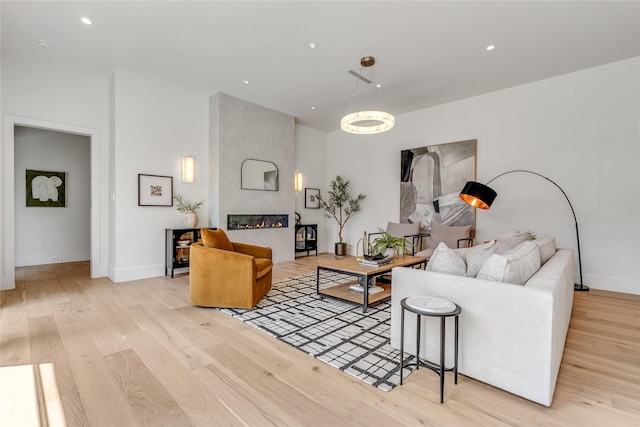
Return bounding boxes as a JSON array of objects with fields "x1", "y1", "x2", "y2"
[
  {"x1": 341, "y1": 56, "x2": 394, "y2": 134},
  {"x1": 400, "y1": 140, "x2": 476, "y2": 232},
  {"x1": 459, "y1": 169, "x2": 588, "y2": 291},
  {"x1": 173, "y1": 193, "x2": 205, "y2": 228},
  {"x1": 318, "y1": 176, "x2": 366, "y2": 256},
  {"x1": 304, "y1": 188, "x2": 320, "y2": 209},
  {"x1": 241, "y1": 159, "x2": 279, "y2": 191},
  {"x1": 182, "y1": 156, "x2": 195, "y2": 183},
  {"x1": 138, "y1": 174, "x2": 173, "y2": 207}
]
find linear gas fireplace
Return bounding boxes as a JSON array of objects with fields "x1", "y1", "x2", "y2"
[{"x1": 227, "y1": 214, "x2": 289, "y2": 231}]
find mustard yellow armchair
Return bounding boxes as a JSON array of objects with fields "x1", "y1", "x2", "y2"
[{"x1": 189, "y1": 229, "x2": 273, "y2": 309}]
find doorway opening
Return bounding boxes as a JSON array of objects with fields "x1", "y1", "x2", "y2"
[
  {"x1": 14, "y1": 126, "x2": 91, "y2": 267},
  {"x1": 2, "y1": 115, "x2": 107, "y2": 289}
]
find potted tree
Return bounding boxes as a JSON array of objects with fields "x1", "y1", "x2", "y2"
[
  {"x1": 318, "y1": 175, "x2": 366, "y2": 256},
  {"x1": 173, "y1": 193, "x2": 205, "y2": 228}
]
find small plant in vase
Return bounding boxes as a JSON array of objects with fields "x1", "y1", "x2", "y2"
[
  {"x1": 173, "y1": 193, "x2": 205, "y2": 228},
  {"x1": 318, "y1": 175, "x2": 366, "y2": 256},
  {"x1": 370, "y1": 228, "x2": 414, "y2": 258}
]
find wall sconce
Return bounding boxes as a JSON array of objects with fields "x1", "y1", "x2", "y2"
[
  {"x1": 294, "y1": 172, "x2": 303, "y2": 192},
  {"x1": 182, "y1": 156, "x2": 195, "y2": 183}
]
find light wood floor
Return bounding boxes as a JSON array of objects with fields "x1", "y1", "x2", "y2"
[{"x1": 1, "y1": 255, "x2": 639, "y2": 426}]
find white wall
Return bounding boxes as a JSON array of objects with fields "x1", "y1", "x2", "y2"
[
  {"x1": 1, "y1": 58, "x2": 110, "y2": 287},
  {"x1": 109, "y1": 69, "x2": 209, "y2": 282},
  {"x1": 14, "y1": 126, "x2": 90, "y2": 266},
  {"x1": 294, "y1": 124, "x2": 329, "y2": 254},
  {"x1": 324, "y1": 57, "x2": 640, "y2": 295}
]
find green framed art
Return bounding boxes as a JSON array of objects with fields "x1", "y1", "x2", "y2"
[{"x1": 26, "y1": 169, "x2": 66, "y2": 207}]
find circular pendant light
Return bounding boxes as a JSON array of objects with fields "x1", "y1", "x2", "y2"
[
  {"x1": 341, "y1": 56, "x2": 395, "y2": 135},
  {"x1": 340, "y1": 110, "x2": 395, "y2": 134}
]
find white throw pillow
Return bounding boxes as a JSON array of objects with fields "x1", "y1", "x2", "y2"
[
  {"x1": 456, "y1": 240, "x2": 496, "y2": 277},
  {"x1": 494, "y1": 230, "x2": 533, "y2": 254},
  {"x1": 535, "y1": 235, "x2": 557, "y2": 265},
  {"x1": 425, "y1": 242, "x2": 466, "y2": 276},
  {"x1": 477, "y1": 241, "x2": 541, "y2": 285}
]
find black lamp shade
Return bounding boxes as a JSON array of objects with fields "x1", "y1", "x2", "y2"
[{"x1": 460, "y1": 181, "x2": 497, "y2": 210}]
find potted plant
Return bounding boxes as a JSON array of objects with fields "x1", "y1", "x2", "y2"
[
  {"x1": 173, "y1": 193, "x2": 205, "y2": 228},
  {"x1": 370, "y1": 228, "x2": 414, "y2": 258},
  {"x1": 318, "y1": 175, "x2": 366, "y2": 256}
]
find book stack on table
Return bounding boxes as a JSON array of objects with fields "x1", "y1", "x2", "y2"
[{"x1": 358, "y1": 256, "x2": 392, "y2": 267}]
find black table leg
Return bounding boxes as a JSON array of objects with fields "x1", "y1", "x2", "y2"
[
  {"x1": 400, "y1": 306, "x2": 405, "y2": 385},
  {"x1": 362, "y1": 275, "x2": 372, "y2": 312},
  {"x1": 440, "y1": 316, "x2": 446, "y2": 404},
  {"x1": 416, "y1": 313, "x2": 421, "y2": 371},
  {"x1": 454, "y1": 315, "x2": 459, "y2": 384}
]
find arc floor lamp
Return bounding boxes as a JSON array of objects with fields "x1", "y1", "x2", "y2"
[{"x1": 459, "y1": 169, "x2": 588, "y2": 291}]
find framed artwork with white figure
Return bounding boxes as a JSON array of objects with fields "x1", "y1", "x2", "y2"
[{"x1": 26, "y1": 169, "x2": 66, "y2": 207}]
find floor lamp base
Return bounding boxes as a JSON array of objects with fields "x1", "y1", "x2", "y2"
[{"x1": 574, "y1": 283, "x2": 590, "y2": 292}]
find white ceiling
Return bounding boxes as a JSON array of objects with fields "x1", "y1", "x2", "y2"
[{"x1": 2, "y1": 1, "x2": 639, "y2": 132}]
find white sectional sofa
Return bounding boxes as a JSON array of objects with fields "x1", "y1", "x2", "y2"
[{"x1": 390, "y1": 248, "x2": 575, "y2": 406}]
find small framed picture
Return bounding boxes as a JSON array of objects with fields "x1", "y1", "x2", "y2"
[
  {"x1": 138, "y1": 174, "x2": 173, "y2": 206},
  {"x1": 305, "y1": 188, "x2": 320, "y2": 209}
]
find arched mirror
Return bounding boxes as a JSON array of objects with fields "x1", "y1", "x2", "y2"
[{"x1": 241, "y1": 159, "x2": 279, "y2": 191}]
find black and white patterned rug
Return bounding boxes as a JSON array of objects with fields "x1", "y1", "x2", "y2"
[{"x1": 219, "y1": 272, "x2": 414, "y2": 392}]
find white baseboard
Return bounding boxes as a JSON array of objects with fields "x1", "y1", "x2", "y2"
[
  {"x1": 582, "y1": 273, "x2": 639, "y2": 295},
  {"x1": 15, "y1": 251, "x2": 89, "y2": 267},
  {"x1": 107, "y1": 263, "x2": 166, "y2": 283}
]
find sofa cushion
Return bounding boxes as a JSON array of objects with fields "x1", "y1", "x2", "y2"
[
  {"x1": 456, "y1": 240, "x2": 497, "y2": 277},
  {"x1": 477, "y1": 241, "x2": 541, "y2": 285},
  {"x1": 425, "y1": 242, "x2": 467, "y2": 276},
  {"x1": 428, "y1": 223, "x2": 472, "y2": 249},
  {"x1": 494, "y1": 230, "x2": 532, "y2": 254},
  {"x1": 201, "y1": 228, "x2": 234, "y2": 252},
  {"x1": 535, "y1": 235, "x2": 557, "y2": 265}
]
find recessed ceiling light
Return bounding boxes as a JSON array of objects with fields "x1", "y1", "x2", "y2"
[
  {"x1": 36, "y1": 40, "x2": 51, "y2": 48},
  {"x1": 486, "y1": 45, "x2": 496, "y2": 51},
  {"x1": 311, "y1": 106, "x2": 316, "y2": 110},
  {"x1": 81, "y1": 17, "x2": 92, "y2": 25},
  {"x1": 243, "y1": 80, "x2": 251, "y2": 85},
  {"x1": 308, "y1": 42, "x2": 317, "y2": 49},
  {"x1": 376, "y1": 83, "x2": 382, "y2": 88}
]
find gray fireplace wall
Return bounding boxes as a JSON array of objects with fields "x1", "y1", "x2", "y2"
[{"x1": 209, "y1": 92, "x2": 295, "y2": 263}]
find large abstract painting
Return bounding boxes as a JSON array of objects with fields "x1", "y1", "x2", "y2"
[{"x1": 400, "y1": 140, "x2": 476, "y2": 231}]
